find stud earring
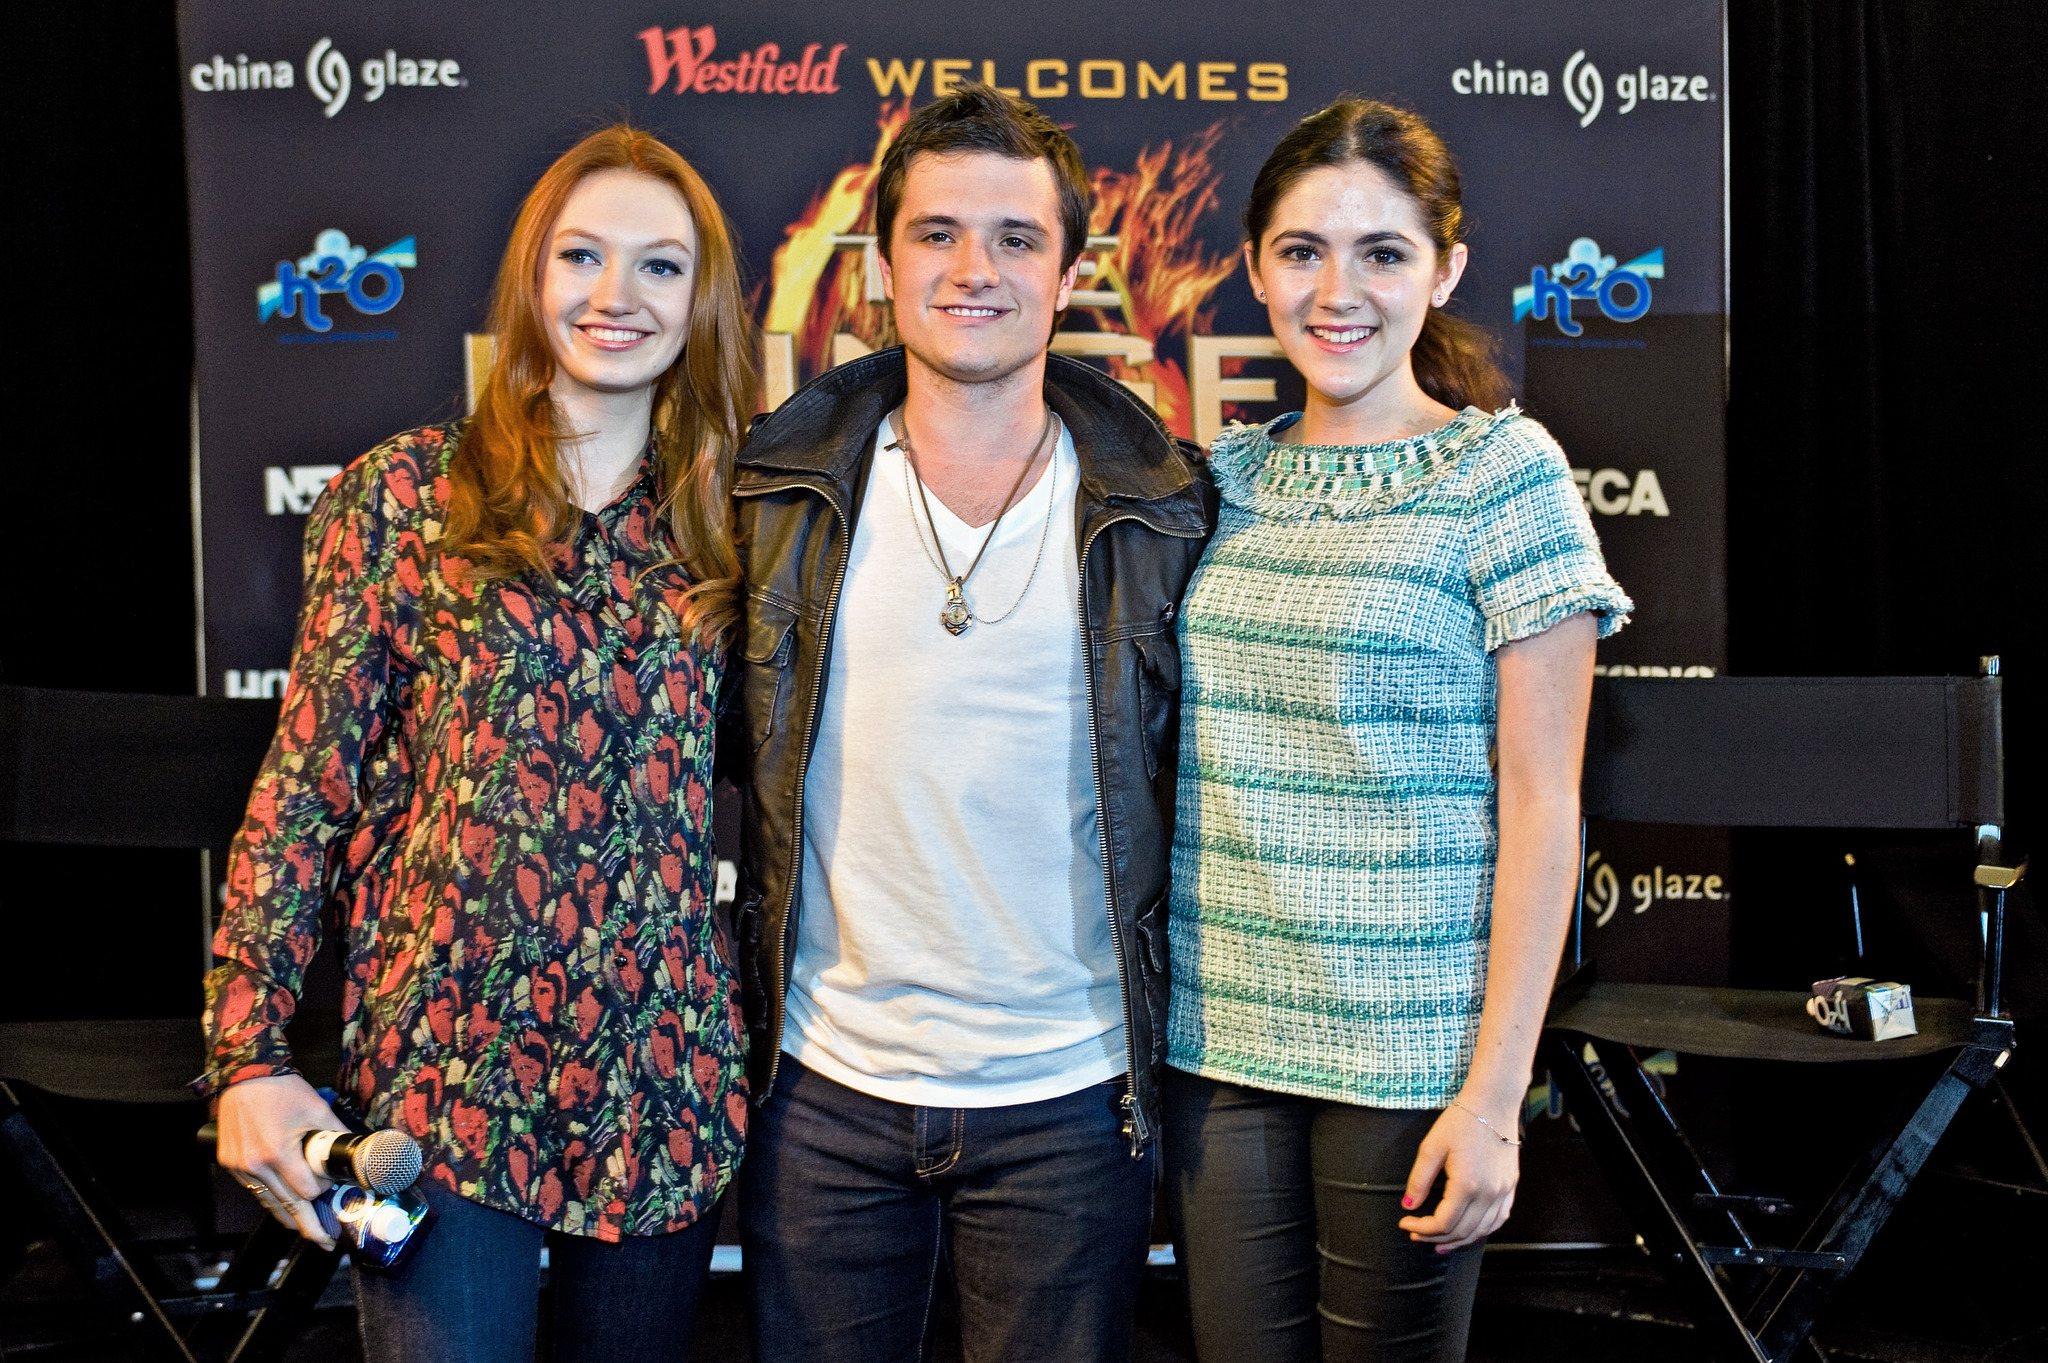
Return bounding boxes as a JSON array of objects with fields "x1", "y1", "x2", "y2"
[{"x1": 1256, "y1": 291, "x2": 1266, "y2": 303}]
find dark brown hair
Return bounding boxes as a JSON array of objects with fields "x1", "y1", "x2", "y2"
[
  {"x1": 1244, "y1": 98, "x2": 1512, "y2": 413},
  {"x1": 447, "y1": 125, "x2": 757, "y2": 646},
  {"x1": 874, "y1": 83, "x2": 1091, "y2": 271}
]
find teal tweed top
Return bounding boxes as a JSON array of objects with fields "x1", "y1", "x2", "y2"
[{"x1": 1166, "y1": 406, "x2": 1632, "y2": 1108}]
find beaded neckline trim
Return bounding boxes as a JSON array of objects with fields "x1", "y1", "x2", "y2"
[{"x1": 1209, "y1": 406, "x2": 1518, "y2": 520}]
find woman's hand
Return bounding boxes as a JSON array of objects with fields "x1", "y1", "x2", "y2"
[
  {"x1": 216, "y1": 1074, "x2": 346, "y2": 1249},
  {"x1": 1396, "y1": 1100, "x2": 1521, "y2": 1253},
  {"x1": 1392, "y1": 612, "x2": 1594, "y2": 1255}
]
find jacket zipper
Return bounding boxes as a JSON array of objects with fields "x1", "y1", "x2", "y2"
[
  {"x1": 1077, "y1": 510, "x2": 1150, "y2": 1160},
  {"x1": 736, "y1": 476, "x2": 851, "y2": 1102},
  {"x1": 1078, "y1": 503, "x2": 1205, "y2": 1156}
]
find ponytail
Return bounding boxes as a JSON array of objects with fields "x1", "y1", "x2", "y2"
[{"x1": 1412, "y1": 309, "x2": 1514, "y2": 413}]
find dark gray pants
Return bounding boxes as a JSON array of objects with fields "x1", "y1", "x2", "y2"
[{"x1": 1163, "y1": 1067, "x2": 1485, "y2": 1363}]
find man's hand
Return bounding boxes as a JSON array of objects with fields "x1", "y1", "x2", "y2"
[{"x1": 216, "y1": 1074, "x2": 345, "y2": 1249}]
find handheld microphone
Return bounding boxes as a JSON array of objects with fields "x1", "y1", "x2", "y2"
[
  {"x1": 300, "y1": 1128, "x2": 435, "y2": 1274},
  {"x1": 302, "y1": 1128, "x2": 423, "y2": 1195}
]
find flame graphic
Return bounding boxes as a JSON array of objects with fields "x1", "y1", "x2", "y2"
[
  {"x1": 760, "y1": 110, "x2": 1239, "y2": 438},
  {"x1": 1074, "y1": 123, "x2": 1239, "y2": 435},
  {"x1": 762, "y1": 101, "x2": 910, "y2": 378}
]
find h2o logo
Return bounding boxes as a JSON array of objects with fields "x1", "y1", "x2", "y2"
[
  {"x1": 258, "y1": 229, "x2": 416, "y2": 333},
  {"x1": 1513, "y1": 237, "x2": 1663, "y2": 337}
]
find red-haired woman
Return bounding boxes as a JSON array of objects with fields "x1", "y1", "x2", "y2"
[{"x1": 198, "y1": 126, "x2": 757, "y2": 1361}]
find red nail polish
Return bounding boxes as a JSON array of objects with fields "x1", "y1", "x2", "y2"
[{"x1": 1401, "y1": 1195, "x2": 1416, "y2": 1209}]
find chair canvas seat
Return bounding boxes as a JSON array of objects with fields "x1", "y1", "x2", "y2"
[{"x1": 1548, "y1": 982, "x2": 1977, "y2": 1064}]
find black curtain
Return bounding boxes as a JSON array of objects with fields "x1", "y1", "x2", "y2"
[
  {"x1": 1723, "y1": 8, "x2": 2044, "y2": 1317},
  {"x1": 0, "y1": 1, "x2": 198, "y2": 1022},
  {"x1": 2, "y1": 1, "x2": 195, "y2": 695},
  {"x1": 1728, "y1": 0, "x2": 2045, "y2": 849}
]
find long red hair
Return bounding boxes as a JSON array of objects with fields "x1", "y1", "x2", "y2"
[{"x1": 447, "y1": 125, "x2": 757, "y2": 646}]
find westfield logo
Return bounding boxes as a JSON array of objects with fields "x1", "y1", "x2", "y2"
[{"x1": 639, "y1": 24, "x2": 847, "y2": 94}]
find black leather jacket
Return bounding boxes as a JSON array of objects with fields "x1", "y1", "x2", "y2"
[{"x1": 727, "y1": 347, "x2": 1215, "y2": 1155}]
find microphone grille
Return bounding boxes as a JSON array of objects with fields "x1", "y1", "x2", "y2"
[{"x1": 352, "y1": 1129, "x2": 424, "y2": 1195}]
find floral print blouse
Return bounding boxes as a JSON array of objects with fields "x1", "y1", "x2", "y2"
[{"x1": 197, "y1": 422, "x2": 747, "y2": 1241}]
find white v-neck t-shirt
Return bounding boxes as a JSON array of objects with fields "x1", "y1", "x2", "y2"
[{"x1": 784, "y1": 414, "x2": 1124, "y2": 1107}]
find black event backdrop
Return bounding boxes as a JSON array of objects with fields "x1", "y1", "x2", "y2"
[
  {"x1": 177, "y1": 0, "x2": 1727, "y2": 687},
  {"x1": 175, "y1": 0, "x2": 1735, "y2": 1007}
]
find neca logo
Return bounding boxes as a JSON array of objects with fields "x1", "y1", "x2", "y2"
[{"x1": 639, "y1": 24, "x2": 848, "y2": 94}]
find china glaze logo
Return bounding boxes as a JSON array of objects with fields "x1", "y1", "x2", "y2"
[
  {"x1": 187, "y1": 38, "x2": 466, "y2": 118},
  {"x1": 639, "y1": 24, "x2": 847, "y2": 94},
  {"x1": 258, "y1": 229, "x2": 416, "y2": 340},
  {"x1": 1513, "y1": 237, "x2": 1663, "y2": 336},
  {"x1": 306, "y1": 38, "x2": 468, "y2": 117},
  {"x1": 1582, "y1": 851, "x2": 1727, "y2": 929},
  {"x1": 1450, "y1": 49, "x2": 1714, "y2": 128}
]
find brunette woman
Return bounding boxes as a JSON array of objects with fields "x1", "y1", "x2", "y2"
[
  {"x1": 198, "y1": 126, "x2": 756, "y2": 1361},
  {"x1": 1163, "y1": 99, "x2": 1632, "y2": 1361}
]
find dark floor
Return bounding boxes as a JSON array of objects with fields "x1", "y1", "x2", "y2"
[
  {"x1": 5, "y1": 1235, "x2": 2043, "y2": 1363},
  {"x1": 6, "y1": 1077, "x2": 2044, "y2": 1363}
]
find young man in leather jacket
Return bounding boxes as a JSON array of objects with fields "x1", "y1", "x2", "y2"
[{"x1": 729, "y1": 85, "x2": 1215, "y2": 1361}]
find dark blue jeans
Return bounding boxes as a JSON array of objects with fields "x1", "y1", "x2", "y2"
[
  {"x1": 352, "y1": 1177, "x2": 722, "y2": 1363},
  {"x1": 741, "y1": 1061, "x2": 1156, "y2": 1363}
]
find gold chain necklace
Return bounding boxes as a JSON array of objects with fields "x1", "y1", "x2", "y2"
[{"x1": 888, "y1": 406, "x2": 1060, "y2": 636}]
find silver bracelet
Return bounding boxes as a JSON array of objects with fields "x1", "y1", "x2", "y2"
[{"x1": 1449, "y1": 1098, "x2": 1522, "y2": 1146}]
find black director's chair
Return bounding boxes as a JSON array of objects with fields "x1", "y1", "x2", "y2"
[
  {"x1": 1544, "y1": 666, "x2": 2025, "y2": 1363},
  {"x1": 0, "y1": 685, "x2": 342, "y2": 1362}
]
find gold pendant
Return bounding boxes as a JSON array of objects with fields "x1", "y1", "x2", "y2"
[{"x1": 940, "y1": 581, "x2": 972, "y2": 636}]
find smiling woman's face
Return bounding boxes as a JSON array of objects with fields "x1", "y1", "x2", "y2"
[
  {"x1": 1247, "y1": 161, "x2": 1466, "y2": 416},
  {"x1": 538, "y1": 169, "x2": 699, "y2": 402}
]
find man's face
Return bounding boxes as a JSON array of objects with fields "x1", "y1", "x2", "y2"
[{"x1": 880, "y1": 150, "x2": 1078, "y2": 387}]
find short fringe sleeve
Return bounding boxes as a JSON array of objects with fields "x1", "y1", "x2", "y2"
[{"x1": 1465, "y1": 418, "x2": 1633, "y2": 652}]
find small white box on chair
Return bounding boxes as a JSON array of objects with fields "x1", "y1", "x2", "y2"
[{"x1": 1806, "y1": 977, "x2": 1918, "y2": 1041}]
